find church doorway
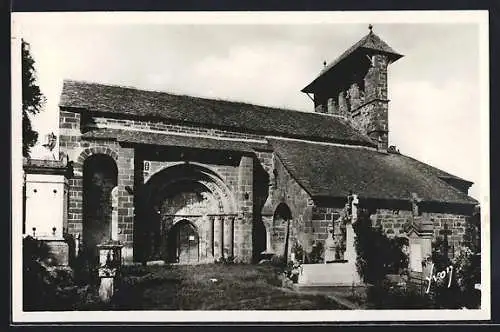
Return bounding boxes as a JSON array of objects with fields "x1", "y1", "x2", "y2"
[
  {"x1": 166, "y1": 220, "x2": 199, "y2": 264},
  {"x1": 138, "y1": 163, "x2": 236, "y2": 263}
]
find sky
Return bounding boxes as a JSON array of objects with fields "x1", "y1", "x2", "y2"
[{"x1": 11, "y1": 12, "x2": 488, "y2": 200}]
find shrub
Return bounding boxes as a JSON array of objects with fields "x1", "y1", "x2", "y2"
[
  {"x1": 453, "y1": 247, "x2": 481, "y2": 308},
  {"x1": 353, "y1": 210, "x2": 407, "y2": 284},
  {"x1": 215, "y1": 256, "x2": 236, "y2": 265},
  {"x1": 424, "y1": 237, "x2": 481, "y2": 309},
  {"x1": 291, "y1": 242, "x2": 305, "y2": 263},
  {"x1": 306, "y1": 241, "x2": 324, "y2": 264},
  {"x1": 23, "y1": 236, "x2": 101, "y2": 311},
  {"x1": 270, "y1": 255, "x2": 287, "y2": 267},
  {"x1": 367, "y1": 279, "x2": 433, "y2": 309}
]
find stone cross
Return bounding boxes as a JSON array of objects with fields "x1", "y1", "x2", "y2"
[
  {"x1": 439, "y1": 222, "x2": 452, "y2": 258},
  {"x1": 111, "y1": 186, "x2": 119, "y2": 241},
  {"x1": 410, "y1": 192, "x2": 422, "y2": 218}
]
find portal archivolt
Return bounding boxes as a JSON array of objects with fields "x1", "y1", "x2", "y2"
[{"x1": 137, "y1": 164, "x2": 236, "y2": 263}]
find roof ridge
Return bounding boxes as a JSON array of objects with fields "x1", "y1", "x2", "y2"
[{"x1": 61, "y1": 78, "x2": 314, "y2": 115}]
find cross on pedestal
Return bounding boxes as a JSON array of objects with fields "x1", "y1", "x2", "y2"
[
  {"x1": 410, "y1": 192, "x2": 422, "y2": 218},
  {"x1": 439, "y1": 222, "x2": 452, "y2": 258}
]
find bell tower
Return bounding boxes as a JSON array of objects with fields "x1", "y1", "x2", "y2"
[{"x1": 301, "y1": 25, "x2": 403, "y2": 150}]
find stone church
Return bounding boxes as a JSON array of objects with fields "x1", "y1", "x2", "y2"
[{"x1": 23, "y1": 27, "x2": 478, "y2": 274}]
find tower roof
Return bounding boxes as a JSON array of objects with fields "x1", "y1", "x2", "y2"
[{"x1": 302, "y1": 27, "x2": 403, "y2": 93}]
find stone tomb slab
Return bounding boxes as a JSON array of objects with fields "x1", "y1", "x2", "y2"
[{"x1": 297, "y1": 263, "x2": 362, "y2": 286}]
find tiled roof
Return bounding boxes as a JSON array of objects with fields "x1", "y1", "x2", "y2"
[
  {"x1": 269, "y1": 138, "x2": 477, "y2": 205},
  {"x1": 302, "y1": 31, "x2": 403, "y2": 93},
  {"x1": 60, "y1": 80, "x2": 375, "y2": 147},
  {"x1": 81, "y1": 128, "x2": 271, "y2": 152}
]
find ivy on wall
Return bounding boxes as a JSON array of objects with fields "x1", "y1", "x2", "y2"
[{"x1": 353, "y1": 209, "x2": 407, "y2": 284}]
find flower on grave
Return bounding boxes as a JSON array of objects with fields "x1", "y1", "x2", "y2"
[{"x1": 422, "y1": 254, "x2": 433, "y2": 267}]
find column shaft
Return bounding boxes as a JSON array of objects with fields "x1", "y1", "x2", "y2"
[
  {"x1": 223, "y1": 216, "x2": 234, "y2": 258},
  {"x1": 213, "y1": 216, "x2": 223, "y2": 259},
  {"x1": 206, "y1": 216, "x2": 214, "y2": 258}
]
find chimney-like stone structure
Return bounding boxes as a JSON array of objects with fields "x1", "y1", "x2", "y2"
[{"x1": 301, "y1": 25, "x2": 403, "y2": 150}]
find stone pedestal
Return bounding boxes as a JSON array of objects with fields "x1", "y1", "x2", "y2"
[
  {"x1": 111, "y1": 187, "x2": 119, "y2": 241},
  {"x1": 25, "y1": 173, "x2": 69, "y2": 239},
  {"x1": 97, "y1": 241, "x2": 123, "y2": 302},
  {"x1": 344, "y1": 223, "x2": 356, "y2": 262},
  {"x1": 43, "y1": 239, "x2": 70, "y2": 266},
  {"x1": 324, "y1": 234, "x2": 336, "y2": 263}
]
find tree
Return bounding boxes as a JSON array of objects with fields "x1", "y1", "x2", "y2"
[{"x1": 22, "y1": 39, "x2": 46, "y2": 157}]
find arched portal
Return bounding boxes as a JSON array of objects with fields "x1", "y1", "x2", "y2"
[
  {"x1": 166, "y1": 220, "x2": 199, "y2": 264},
  {"x1": 273, "y1": 203, "x2": 293, "y2": 262},
  {"x1": 82, "y1": 154, "x2": 118, "y2": 263},
  {"x1": 137, "y1": 164, "x2": 236, "y2": 263}
]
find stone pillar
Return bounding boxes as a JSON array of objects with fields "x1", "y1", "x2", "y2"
[
  {"x1": 262, "y1": 215, "x2": 273, "y2": 253},
  {"x1": 236, "y1": 155, "x2": 254, "y2": 262},
  {"x1": 213, "y1": 216, "x2": 223, "y2": 259},
  {"x1": 344, "y1": 223, "x2": 356, "y2": 262},
  {"x1": 327, "y1": 98, "x2": 338, "y2": 115},
  {"x1": 205, "y1": 215, "x2": 214, "y2": 259},
  {"x1": 117, "y1": 146, "x2": 135, "y2": 264},
  {"x1": 338, "y1": 91, "x2": 348, "y2": 116},
  {"x1": 223, "y1": 216, "x2": 234, "y2": 258},
  {"x1": 111, "y1": 186, "x2": 119, "y2": 241},
  {"x1": 349, "y1": 83, "x2": 362, "y2": 111}
]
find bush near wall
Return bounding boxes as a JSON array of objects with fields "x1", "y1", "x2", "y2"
[
  {"x1": 426, "y1": 237, "x2": 481, "y2": 309},
  {"x1": 353, "y1": 209, "x2": 407, "y2": 285},
  {"x1": 365, "y1": 217, "x2": 481, "y2": 309},
  {"x1": 23, "y1": 236, "x2": 100, "y2": 311}
]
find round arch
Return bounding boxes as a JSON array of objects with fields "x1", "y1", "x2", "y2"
[
  {"x1": 273, "y1": 202, "x2": 293, "y2": 262},
  {"x1": 166, "y1": 219, "x2": 200, "y2": 264},
  {"x1": 74, "y1": 146, "x2": 119, "y2": 175},
  {"x1": 144, "y1": 163, "x2": 236, "y2": 213},
  {"x1": 136, "y1": 163, "x2": 236, "y2": 262}
]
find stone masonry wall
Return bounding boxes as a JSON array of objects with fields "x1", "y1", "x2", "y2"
[
  {"x1": 235, "y1": 155, "x2": 254, "y2": 262},
  {"x1": 258, "y1": 153, "x2": 314, "y2": 257},
  {"x1": 373, "y1": 209, "x2": 470, "y2": 256},
  {"x1": 310, "y1": 206, "x2": 471, "y2": 260},
  {"x1": 311, "y1": 206, "x2": 345, "y2": 243},
  {"x1": 60, "y1": 110, "x2": 136, "y2": 262},
  {"x1": 86, "y1": 116, "x2": 266, "y2": 142}
]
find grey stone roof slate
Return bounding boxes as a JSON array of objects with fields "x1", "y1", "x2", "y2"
[
  {"x1": 268, "y1": 138, "x2": 477, "y2": 205},
  {"x1": 60, "y1": 80, "x2": 375, "y2": 147},
  {"x1": 302, "y1": 31, "x2": 403, "y2": 93}
]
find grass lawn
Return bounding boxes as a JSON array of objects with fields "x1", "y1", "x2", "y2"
[{"x1": 109, "y1": 264, "x2": 348, "y2": 310}]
